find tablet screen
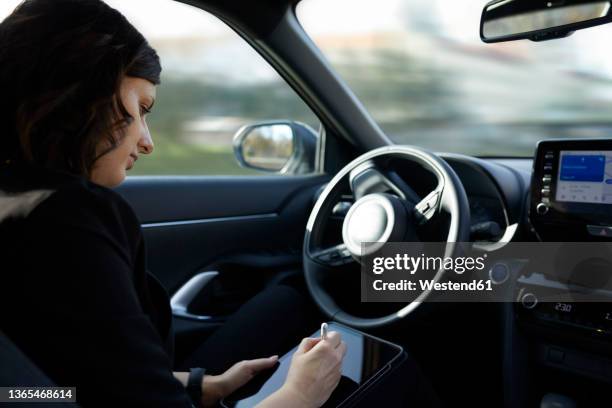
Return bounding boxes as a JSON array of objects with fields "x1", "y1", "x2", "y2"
[{"x1": 221, "y1": 322, "x2": 403, "y2": 408}]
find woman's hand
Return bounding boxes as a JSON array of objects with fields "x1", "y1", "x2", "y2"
[
  {"x1": 201, "y1": 356, "x2": 279, "y2": 407},
  {"x1": 260, "y1": 331, "x2": 347, "y2": 408}
]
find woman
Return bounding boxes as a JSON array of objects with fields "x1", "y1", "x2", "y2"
[{"x1": 0, "y1": 0, "x2": 346, "y2": 406}]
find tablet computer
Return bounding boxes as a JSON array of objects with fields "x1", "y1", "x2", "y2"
[{"x1": 220, "y1": 322, "x2": 404, "y2": 408}]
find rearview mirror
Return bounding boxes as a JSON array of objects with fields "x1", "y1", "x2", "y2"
[{"x1": 481, "y1": 0, "x2": 612, "y2": 43}]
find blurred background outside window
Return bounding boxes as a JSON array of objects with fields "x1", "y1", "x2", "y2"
[
  {"x1": 297, "y1": 0, "x2": 612, "y2": 157},
  {"x1": 4, "y1": 0, "x2": 612, "y2": 164}
]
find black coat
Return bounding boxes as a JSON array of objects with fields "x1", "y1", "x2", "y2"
[{"x1": 0, "y1": 163, "x2": 194, "y2": 407}]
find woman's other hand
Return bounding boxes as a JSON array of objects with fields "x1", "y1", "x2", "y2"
[{"x1": 201, "y1": 355, "x2": 279, "y2": 407}]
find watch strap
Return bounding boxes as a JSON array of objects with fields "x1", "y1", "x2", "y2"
[{"x1": 187, "y1": 367, "x2": 206, "y2": 407}]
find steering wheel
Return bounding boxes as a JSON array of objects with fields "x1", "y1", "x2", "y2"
[{"x1": 303, "y1": 145, "x2": 471, "y2": 329}]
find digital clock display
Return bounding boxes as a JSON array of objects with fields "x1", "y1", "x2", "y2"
[{"x1": 554, "y1": 302, "x2": 573, "y2": 313}]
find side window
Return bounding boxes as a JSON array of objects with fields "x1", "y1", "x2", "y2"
[
  {"x1": 0, "y1": 0, "x2": 321, "y2": 176},
  {"x1": 109, "y1": 0, "x2": 321, "y2": 176}
]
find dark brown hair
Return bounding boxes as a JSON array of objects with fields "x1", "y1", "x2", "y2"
[{"x1": 0, "y1": 0, "x2": 161, "y2": 176}]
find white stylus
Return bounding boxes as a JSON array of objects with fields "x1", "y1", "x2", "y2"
[{"x1": 320, "y1": 322, "x2": 329, "y2": 340}]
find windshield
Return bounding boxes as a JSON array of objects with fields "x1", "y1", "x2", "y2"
[{"x1": 297, "y1": 0, "x2": 612, "y2": 157}]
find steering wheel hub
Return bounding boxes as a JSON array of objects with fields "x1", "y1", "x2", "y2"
[{"x1": 342, "y1": 193, "x2": 408, "y2": 257}]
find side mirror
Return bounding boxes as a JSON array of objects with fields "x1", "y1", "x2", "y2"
[
  {"x1": 481, "y1": 0, "x2": 612, "y2": 43},
  {"x1": 233, "y1": 121, "x2": 317, "y2": 175}
]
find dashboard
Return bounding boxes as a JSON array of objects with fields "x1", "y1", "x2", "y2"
[
  {"x1": 440, "y1": 142, "x2": 612, "y2": 406},
  {"x1": 474, "y1": 139, "x2": 612, "y2": 403},
  {"x1": 438, "y1": 142, "x2": 612, "y2": 333}
]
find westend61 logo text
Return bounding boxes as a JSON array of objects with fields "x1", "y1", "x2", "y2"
[{"x1": 372, "y1": 253, "x2": 487, "y2": 275}]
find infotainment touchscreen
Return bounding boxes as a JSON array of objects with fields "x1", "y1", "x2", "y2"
[{"x1": 555, "y1": 150, "x2": 612, "y2": 204}]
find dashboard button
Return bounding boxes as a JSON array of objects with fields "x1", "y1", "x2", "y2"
[
  {"x1": 542, "y1": 175, "x2": 552, "y2": 183},
  {"x1": 536, "y1": 203, "x2": 549, "y2": 215},
  {"x1": 489, "y1": 263, "x2": 509, "y2": 284},
  {"x1": 521, "y1": 293, "x2": 538, "y2": 309},
  {"x1": 541, "y1": 188, "x2": 551, "y2": 197}
]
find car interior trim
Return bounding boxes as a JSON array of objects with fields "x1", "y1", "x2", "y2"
[{"x1": 141, "y1": 213, "x2": 278, "y2": 229}]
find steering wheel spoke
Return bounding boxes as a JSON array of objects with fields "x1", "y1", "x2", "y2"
[
  {"x1": 349, "y1": 160, "x2": 444, "y2": 226},
  {"x1": 349, "y1": 163, "x2": 420, "y2": 203},
  {"x1": 310, "y1": 243, "x2": 354, "y2": 267},
  {"x1": 413, "y1": 187, "x2": 443, "y2": 225}
]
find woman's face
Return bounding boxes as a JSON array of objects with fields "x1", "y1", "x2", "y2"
[{"x1": 90, "y1": 76, "x2": 156, "y2": 188}]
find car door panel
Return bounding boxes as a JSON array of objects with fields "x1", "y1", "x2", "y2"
[{"x1": 115, "y1": 175, "x2": 327, "y2": 294}]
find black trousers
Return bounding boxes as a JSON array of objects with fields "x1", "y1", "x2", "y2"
[
  {"x1": 178, "y1": 284, "x2": 442, "y2": 407},
  {"x1": 178, "y1": 284, "x2": 321, "y2": 374}
]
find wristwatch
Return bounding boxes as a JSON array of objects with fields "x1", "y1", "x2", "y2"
[{"x1": 187, "y1": 367, "x2": 206, "y2": 407}]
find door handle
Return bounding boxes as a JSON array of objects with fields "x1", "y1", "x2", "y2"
[{"x1": 170, "y1": 271, "x2": 219, "y2": 321}]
